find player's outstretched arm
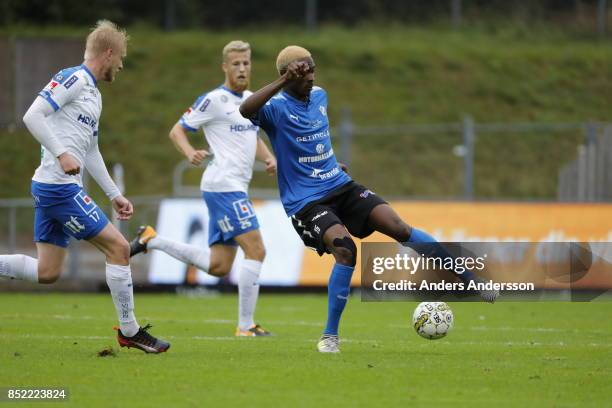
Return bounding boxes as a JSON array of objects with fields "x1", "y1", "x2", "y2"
[
  {"x1": 255, "y1": 137, "x2": 276, "y2": 176},
  {"x1": 84, "y1": 143, "x2": 133, "y2": 220},
  {"x1": 85, "y1": 144, "x2": 122, "y2": 201},
  {"x1": 239, "y1": 61, "x2": 310, "y2": 119},
  {"x1": 168, "y1": 123, "x2": 210, "y2": 166},
  {"x1": 23, "y1": 97, "x2": 81, "y2": 175}
]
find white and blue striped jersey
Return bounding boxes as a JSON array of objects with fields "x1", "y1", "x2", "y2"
[
  {"x1": 33, "y1": 65, "x2": 102, "y2": 186},
  {"x1": 179, "y1": 86, "x2": 259, "y2": 194}
]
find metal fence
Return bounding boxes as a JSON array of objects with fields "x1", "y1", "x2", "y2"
[
  {"x1": 558, "y1": 125, "x2": 612, "y2": 201},
  {"x1": 2, "y1": 118, "x2": 610, "y2": 281},
  {"x1": 0, "y1": 194, "x2": 164, "y2": 284},
  {"x1": 329, "y1": 114, "x2": 608, "y2": 201},
  {"x1": 169, "y1": 115, "x2": 608, "y2": 202}
]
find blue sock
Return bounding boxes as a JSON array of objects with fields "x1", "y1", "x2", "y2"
[
  {"x1": 405, "y1": 228, "x2": 476, "y2": 283},
  {"x1": 406, "y1": 227, "x2": 437, "y2": 243},
  {"x1": 323, "y1": 263, "x2": 355, "y2": 336}
]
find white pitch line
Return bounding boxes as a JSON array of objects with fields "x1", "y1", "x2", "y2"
[
  {"x1": 0, "y1": 333, "x2": 379, "y2": 344},
  {"x1": 469, "y1": 326, "x2": 607, "y2": 334},
  {"x1": 388, "y1": 323, "x2": 608, "y2": 335},
  {"x1": 469, "y1": 326, "x2": 571, "y2": 332},
  {"x1": 2, "y1": 315, "x2": 608, "y2": 338},
  {"x1": 0, "y1": 313, "x2": 96, "y2": 321},
  {"x1": 0, "y1": 314, "x2": 361, "y2": 328},
  {"x1": 141, "y1": 318, "x2": 363, "y2": 328},
  {"x1": 0, "y1": 334, "x2": 108, "y2": 340},
  {"x1": 411, "y1": 340, "x2": 612, "y2": 347},
  {"x1": 141, "y1": 317, "x2": 332, "y2": 327},
  {"x1": 0, "y1": 334, "x2": 610, "y2": 347},
  {"x1": 52, "y1": 314, "x2": 94, "y2": 320}
]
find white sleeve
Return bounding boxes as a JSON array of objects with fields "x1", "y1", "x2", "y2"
[
  {"x1": 38, "y1": 71, "x2": 85, "y2": 111},
  {"x1": 23, "y1": 71, "x2": 87, "y2": 157},
  {"x1": 178, "y1": 93, "x2": 217, "y2": 132},
  {"x1": 22, "y1": 96, "x2": 68, "y2": 158},
  {"x1": 85, "y1": 143, "x2": 122, "y2": 201}
]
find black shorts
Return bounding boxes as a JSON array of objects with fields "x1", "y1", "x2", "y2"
[{"x1": 291, "y1": 181, "x2": 387, "y2": 255}]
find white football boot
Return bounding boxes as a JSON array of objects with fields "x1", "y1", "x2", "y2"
[{"x1": 317, "y1": 334, "x2": 340, "y2": 353}]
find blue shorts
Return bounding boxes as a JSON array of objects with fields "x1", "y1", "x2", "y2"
[
  {"x1": 31, "y1": 181, "x2": 109, "y2": 248},
  {"x1": 202, "y1": 191, "x2": 260, "y2": 246}
]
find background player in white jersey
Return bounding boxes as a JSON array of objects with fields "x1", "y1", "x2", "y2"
[
  {"x1": 130, "y1": 40, "x2": 277, "y2": 337},
  {"x1": 0, "y1": 20, "x2": 169, "y2": 354}
]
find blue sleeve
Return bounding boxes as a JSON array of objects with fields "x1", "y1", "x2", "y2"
[{"x1": 249, "y1": 100, "x2": 277, "y2": 130}]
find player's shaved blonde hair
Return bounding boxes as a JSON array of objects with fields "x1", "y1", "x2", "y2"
[
  {"x1": 276, "y1": 45, "x2": 311, "y2": 74},
  {"x1": 222, "y1": 40, "x2": 251, "y2": 61},
  {"x1": 84, "y1": 20, "x2": 128, "y2": 60}
]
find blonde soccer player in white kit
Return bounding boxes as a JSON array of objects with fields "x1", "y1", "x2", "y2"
[
  {"x1": 0, "y1": 21, "x2": 170, "y2": 353},
  {"x1": 130, "y1": 40, "x2": 277, "y2": 337}
]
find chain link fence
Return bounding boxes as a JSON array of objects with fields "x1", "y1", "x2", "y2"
[
  {"x1": 2, "y1": 118, "x2": 609, "y2": 258},
  {"x1": 329, "y1": 114, "x2": 604, "y2": 201},
  {"x1": 558, "y1": 124, "x2": 612, "y2": 201}
]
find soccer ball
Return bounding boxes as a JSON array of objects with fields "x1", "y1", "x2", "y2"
[{"x1": 412, "y1": 301, "x2": 454, "y2": 340}]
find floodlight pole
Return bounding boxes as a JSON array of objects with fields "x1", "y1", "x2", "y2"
[
  {"x1": 451, "y1": 0, "x2": 462, "y2": 28},
  {"x1": 164, "y1": 0, "x2": 177, "y2": 31},
  {"x1": 598, "y1": 0, "x2": 608, "y2": 36},
  {"x1": 463, "y1": 116, "x2": 475, "y2": 200},
  {"x1": 306, "y1": 0, "x2": 318, "y2": 32},
  {"x1": 112, "y1": 163, "x2": 126, "y2": 235},
  {"x1": 340, "y1": 106, "x2": 353, "y2": 169}
]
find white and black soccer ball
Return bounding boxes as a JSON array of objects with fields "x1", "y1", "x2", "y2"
[{"x1": 412, "y1": 301, "x2": 454, "y2": 340}]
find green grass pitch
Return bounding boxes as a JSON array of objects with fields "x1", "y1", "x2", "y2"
[{"x1": 0, "y1": 293, "x2": 610, "y2": 407}]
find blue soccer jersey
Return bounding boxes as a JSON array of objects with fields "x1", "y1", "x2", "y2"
[{"x1": 249, "y1": 87, "x2": 351, "y2": 216}]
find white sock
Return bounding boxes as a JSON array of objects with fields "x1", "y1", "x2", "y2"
[
  {"x1": 0, "y1": 254, "x2": 38, "y2": 282},
  {"x1": 238, "y1": 259, "x2": 262, "y2": 331},
  {"x1": 105, "y1": 263, "x2": 139, "y2": 337},
  {"x1": 148, "y1": 236, "x2": 210, "y2": 271}
]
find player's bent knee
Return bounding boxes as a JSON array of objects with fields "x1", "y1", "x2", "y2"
[
  {"x1": 109, "y1": 237, "x2": 130, "y2": 264},
  {"x1": 331, "y1": 237, "x2": 357, "y2": 267},
  {"x1": 396, "y1": 223, "x2": 412, "y2": 242},
  {"x1": 39, "y1": 276, "x2": 60, "y2": 284},
  {"x1": 258, "y1": 247, "x2": 266, "y2": 262},
  {"x1": 382, "y1": 213, "x2": 412, "y2": 242},
  {"x1": 38, "y1": 265, "x2": 62, "y2": 284},
  {"x1": 208, "y1": 262, "x2": 231, "y2": 277},
  {"x1": 245, "y1": 245, "x2": 266, "y2": 262}
]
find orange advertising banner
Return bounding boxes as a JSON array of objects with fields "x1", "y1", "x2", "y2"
[{"x1": 298, "y1": 202, "x2": 612, "y2": 286}]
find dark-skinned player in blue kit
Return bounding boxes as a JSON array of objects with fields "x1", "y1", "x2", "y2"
[{"x1": 240, "y1": 46, "x2": 497, "y2": 353}]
